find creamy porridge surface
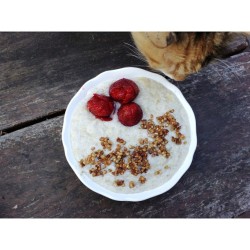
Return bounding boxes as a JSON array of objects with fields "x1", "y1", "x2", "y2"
[{"x1": 70, "y1": 77, "x2": 191, "y2": 193}]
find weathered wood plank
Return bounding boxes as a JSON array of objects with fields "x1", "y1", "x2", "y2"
[
  {"x1": 236, "y1": 210, "x2": 250, "y2": 218},
  {"x1": 0, "y1": 32, "x2": 142, "y2": 132},
  {"x1": 221, "y1": 33, "x2": 248, "y2": 57},
  {"x1": 0, "y1": 32, "x2": 248, "y2": 133},
  {"x1": 1, "y1": 50, "x2": 250, "y2": 218},
  {"x1": 1, "y1": 32, "x2": 250, "y2": 218}
]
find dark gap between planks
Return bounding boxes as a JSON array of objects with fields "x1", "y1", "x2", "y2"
[{"x1": 0, "y1": 109, "x2": 65, "y2": 136}]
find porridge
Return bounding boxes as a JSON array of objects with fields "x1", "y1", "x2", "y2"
[{"x1": 70, "y1": 77, "x2": 191, "y2": 193}]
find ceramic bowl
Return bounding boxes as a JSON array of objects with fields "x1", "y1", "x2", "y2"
[{"x1": 62, "y1": 67, "x2": 197, "y2": 201}]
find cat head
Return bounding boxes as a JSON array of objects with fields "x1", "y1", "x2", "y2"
[{"x1": 131, "y1": 32, "x2": 225, "y2": 81}]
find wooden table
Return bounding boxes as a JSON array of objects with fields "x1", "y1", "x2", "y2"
[{"x1": 0, "y1": 32, "x2": 249, "y2": 218}]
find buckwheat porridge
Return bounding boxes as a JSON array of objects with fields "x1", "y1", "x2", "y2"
[{"x1": 70, "y1": 77, "x2": 191, "y2": 193}]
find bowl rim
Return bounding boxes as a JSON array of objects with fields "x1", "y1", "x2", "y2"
[{"x1": 62, "y1": 67, "x2": 197, "y2": 201}]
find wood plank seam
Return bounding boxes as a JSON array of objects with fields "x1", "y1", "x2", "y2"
[{"x1": 0, "y1": 109, "x2": 65, "y2": 136}]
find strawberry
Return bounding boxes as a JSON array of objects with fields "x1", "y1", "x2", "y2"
[
  {"x1": 87, "y1": 93, "x2": 115, "y2": 121},
  {"x1": 117, "y1": 102, "x2": 143, "y2": 126},
  {"x1": 109, "y1": 78, "x2": 139, "y2": 104}
]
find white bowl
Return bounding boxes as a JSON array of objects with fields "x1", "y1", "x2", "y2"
[{"x1": 62, "y1": 67, "x2": 197, "y2": 201}]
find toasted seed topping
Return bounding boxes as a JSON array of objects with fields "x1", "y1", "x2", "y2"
[
  {"x1": 79, "y1": 110, "x2": 186, "y2": 187},
  {"x1": 117, "y1": 137, "x2": 126, "y2": 144},
  {"x1": 138, "y1": 176, "x2": 146, "y2": 184},
  {"x1": 115, "y1": 180, "x2": 125, "y2": 187},
  {"x1": 100, "y1": 137, "x2": 112, "y2": 150},
  {"x1": 129, "y1": 181, "x2": 135, "y2": 188},
  {"x1": 154, "y1": 170, "x2": 162, "y2": 175}
]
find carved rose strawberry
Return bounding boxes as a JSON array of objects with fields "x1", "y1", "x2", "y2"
[
  {"x1": 109, "y1": 78, "x2": 139, "y2": 104},
  {"x1": 87, "y1": 94, "x2": 115, "y2": 121},
  {"x1": 117, "y1": 102, "x2": 143, "y2": 126}
]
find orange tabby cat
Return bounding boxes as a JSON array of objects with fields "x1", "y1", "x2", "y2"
[{"x1": 131, "y1": 32, "x2": 228, "y2": 81}]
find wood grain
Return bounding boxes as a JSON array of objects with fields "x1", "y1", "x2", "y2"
[
  {"x1": 0, "y1": 32, "x2": 250, "y2": 218},
  {"x1": 0, "y1": 32, "x2": 143, "y2": 132},
  {"x1": 0, "y1": 32, "x2": 248, "y2": 133},
  {"x1": 1, "y1": 46, "x2": 250, "y2": 218},
  {"x1": 236, "y1": 210, "x2": 250, "y2": 218}
]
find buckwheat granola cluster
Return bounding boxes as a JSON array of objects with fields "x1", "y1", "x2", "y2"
[{"x1": 79, "y1": 109, "x2": 185, "y2": 189}]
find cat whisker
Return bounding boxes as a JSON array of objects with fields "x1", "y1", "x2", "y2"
[
  {"x1": 124, "y1": 42, "x2": 140, "y2": 52},
  {"x1": 127, "y1": 52, "x2": 148, "y2": 64},
  {"x1": 207, "y1": 62, "x2": 224, "y2": 81},
  {"x1": 210, "y1": 65, "x2": 224, "y2": 81},
  {"x1": 128, "y1": 49, "x2": 147, "y2": 62},
  {"x1": 213, "y1": 58, "x2": 242, "y2": 84},
  {"x1": 124, "y1": 42, "x2": 140, "y2": 55},
  {"x1": 127, "y1": 53, "x2": 147, "y2": 63},
  {"x1": 124, "y1": 42, "x2": 148, "y2": 64},
  {"x1": 124, "y1": 42, "x2": 169, "y2": 74}
]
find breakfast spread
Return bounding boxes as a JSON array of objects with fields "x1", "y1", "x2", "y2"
[{"x1": 70, "y1": 77, "x2": 191, "y2": 194}]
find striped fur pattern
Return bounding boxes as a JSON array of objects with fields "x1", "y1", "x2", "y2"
[{"x1": 132, "y1": 32, "x2": 228, "y2": 81}]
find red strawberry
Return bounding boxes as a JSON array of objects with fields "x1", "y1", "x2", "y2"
[
  {"x1": 117, "y1": 102, "x2": 143, "y2": 126},
  {"x1": 109, "y1": 78, "x2": 139, "y2": 104},
  {"x1": 87, "y1": 94, "x2": 115, "y2": 121}
]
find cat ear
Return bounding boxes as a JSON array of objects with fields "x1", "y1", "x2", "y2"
[
  {"x1": 166, "y1": 32, "x2": 177, "y2": 46},
  {"x1": 145, "y1": 32, "x2": 177, "y2": 48}
]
